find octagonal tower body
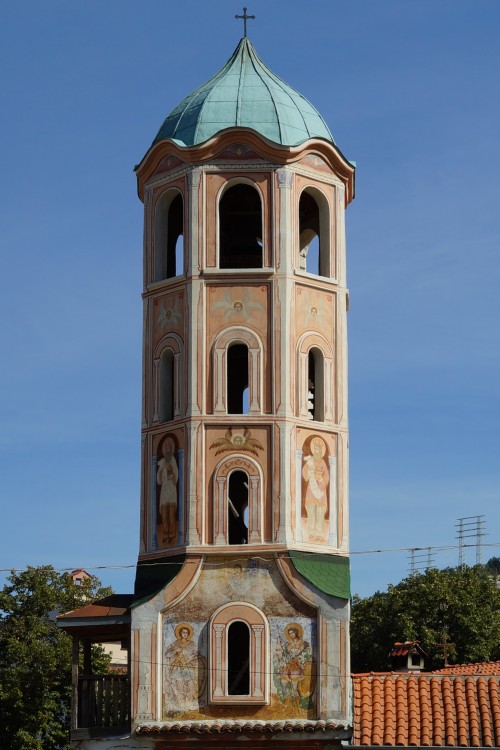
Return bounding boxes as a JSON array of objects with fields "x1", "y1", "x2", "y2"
[{"x1": 131, "y1": 38, "x2": 355, "y2": 742}]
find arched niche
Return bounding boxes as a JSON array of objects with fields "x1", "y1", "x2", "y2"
[
  {"x1": 298, "y1": 187, "x2": 330, "y2": 277},
  {"x1": 209, "y1": 602, "x2": 269, "y2": 704},
  {"x1": 213, "y1": 455, "x2": 263, "y2": 546},
  {"x1": 297, "y1": 332, "x2": 334, "y2": 422},
  {"x1": 154, "y1": 189, "x2": 184, "y2": 281},
  {"x1": 153, "y1": 333, "x2": 184, "y2": 423},
  {"x1": 218, "y1": 181, "x2": 263, "y2": 269},
  {"x1": 212, "y1": 327, "x2": 263, "y2": 415}
]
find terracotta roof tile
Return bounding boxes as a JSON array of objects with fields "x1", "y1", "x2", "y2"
[
  {"x1": 433, "y1": 662, "x2": 500, "y2": 675},
  {"x1": 352, "y1": 671, "x2": 500, "y2": 746},
  {"x1": 136, "y1": 719, "x2": 350, "y2": 736}
]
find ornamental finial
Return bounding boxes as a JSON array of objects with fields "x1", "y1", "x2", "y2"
[{"x1": 235, "y1": 7, "x2": 255, "y2": 37}]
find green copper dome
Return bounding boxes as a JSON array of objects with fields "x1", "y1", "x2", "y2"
[{"x1": 153, "y1": 38, "x2": 334, "y2": 147}]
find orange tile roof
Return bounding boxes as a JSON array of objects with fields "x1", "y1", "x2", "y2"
[
  {"x1": 433, "y1": 662, "x2": 500, "y2": 676},
  {"x1": 352, "y1": 672, "x2": 500, "y2": 746}
]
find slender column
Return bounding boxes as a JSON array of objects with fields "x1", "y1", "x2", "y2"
[
  {"x1": 186, "y1": 168, "x2": 202, "y2": 276},
  {"x1": 276, "y1": 168, "x2": 293, "y2": 417},
  {"x1": 299, "y1": 351, "x2": 309, "y2": 418},
  {"x1": 252, "y1": 625, "x2": 264, "y2": 697},
  {"x1": 213, "y1": 624, "x2": 225, "y2": 697},
  {"x1": 186, "y1": 421, "x2": 201, "y2": 544},
  {"x1": 215, "y1": 477, "x2": 226, "y2": 545},
  {"x1": 173, "y1": 352, "x2": 181, "y2": 417},
  {"x1": 324, "y1": 357, "x2": 334, "y2": 421},
  {"x1": 137, "y1": 629, "x2": 153, "y2": 720},
  {"x1": 213, "y1": 348, "x2": 225, "y2": 414},
  {"x1": 186, "y1": 167, "x2": 202, "y2": 417},
  {"x1": 152, "y1": 358, "x2": 160, "y2": 423},
  {"x1": 248, "y1": 476, "x2": 260, "y2": 543},
  {"x1": 276, "y1": 421, "x2": 293, "y2": 543},
  {"x1": 249, "y1": 348, "x2": 261, "y2": 413}
]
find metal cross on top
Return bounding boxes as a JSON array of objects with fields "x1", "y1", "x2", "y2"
[{"x1": 235, "y1": 7, "x2": 255, "y2": 37}]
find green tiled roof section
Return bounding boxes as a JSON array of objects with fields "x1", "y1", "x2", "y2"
[
  {"x1": 132, "y1": 553, "x2": 186, "y2": 608},
  {"x1": 289, "y1": 551, "x2": 350, "y2": 599},
  {"x1": 154, "y1": 38, "x2": 333, "y2": 147}
]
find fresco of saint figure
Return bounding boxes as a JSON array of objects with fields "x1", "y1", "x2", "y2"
[
  {"x1": 302, "y1": 436, "x2": 329, "y2": 542},
  {"x1": 163, "y1": 623, "x2": 206, "y2": 716},
  {"x1": 157, "y1": 436, "x2": 179, "y2": 547},
  {"x1": 274, "y1": 622, "x2": 315, "y2": 712}
]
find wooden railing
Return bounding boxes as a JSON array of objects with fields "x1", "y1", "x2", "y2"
[{"x1": 78, "y1": 674, "x2": 129, "y2": 729}]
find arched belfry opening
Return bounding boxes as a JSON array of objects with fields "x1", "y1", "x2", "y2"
[
  {"x1": 155, "y1": 191, "x2": 184, "y2": 280},
  {"x1": 159, "y1": 349, "x2": 175, "y2": 422},
  {"x1": 308, "y1": 348, "x2": 325, "y2": 421},
  {"x1": 219, "y1": 184, "x2": 263, "y2": 269},
  {"x1": 227, "y1": 343, "x2": 249, "y2": 414},
  {"x1": 299, "y1": 189, "x2": 330, "y2": 277},
  {"x1": 228, "y1": 470, "x2": 249, "y2": 544}
]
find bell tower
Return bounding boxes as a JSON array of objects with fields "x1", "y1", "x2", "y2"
[{"x1": 131, "y1": 32, "x2": 355, "y2": 744}]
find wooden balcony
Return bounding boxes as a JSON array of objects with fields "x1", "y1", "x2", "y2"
[
  {"x1": 78, "y1": 674, "x2": 129, "y2": 730},
  {"x1": 56, "y1": 593, "x2": 133, "y2": 739}
]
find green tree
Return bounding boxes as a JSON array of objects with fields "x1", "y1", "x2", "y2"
[
  {"x1": 0, "y1": 566, "x2": 112, "y2": 750},
  {"x1": 351, "y1": 566, "x2": 500, "y2": 672},
  {"x1": 484, "y1": 556, "x2": 500, "y2": 576}
]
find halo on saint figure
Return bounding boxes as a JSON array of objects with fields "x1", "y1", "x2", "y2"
[
  {"x1": 310, "y1": 436, "x2": 326, "y2": 457},
  {"x1": 284, "y1": 622, "x2": 304, "y2": 641},
  {"x1": 174, "y1": 622, "x2": 194, "y2": 641},
  {"x1": 162, "y1": 435, "x2": 176, "y2": 454}
]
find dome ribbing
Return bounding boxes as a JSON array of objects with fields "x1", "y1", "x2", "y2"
[{"x1": 153, "y1": 38, "x2": 334, "y2": 147}]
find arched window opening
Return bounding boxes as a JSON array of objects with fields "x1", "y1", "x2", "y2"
[
  {"x1": 219, "y1": 184, "x2": 263, "y2": 269},
  {"x1": 227, "y1": 621, "x2": 250, "y2": 695},
  {"x1": 308, "y1": 348, "x2": 324, "y2": 422},
  {"x1": 228, "y1": 471, "x2": 248, "y2": 545},
  {"x1": 154, "y1": 192, "x2": 184, "y2": 281},
  {"x1": 299, "y1": 191, "x2": 329, "y2": 277},
  {"x1": 159, "y1": 349, "x2": 174, "y2": 422},
  {"x1": 227, "y1": 344, "x2": 249, "y2": 414}
]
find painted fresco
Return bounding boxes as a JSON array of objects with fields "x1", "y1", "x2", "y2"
[
  {"x1": 296, "y1": 430, "x2": 337, "y2": 545},
  {"x1": 208, "y1": 284, "x2": 268, "y2": 340},
  {"x1": 161, "y1": 557, "x2": 317, "y2": 721},
  {"x1": 272, "y1": 620, "x2": 316, "y2": 713},
  {"x1": 295, "y1": 285, "x2": 334, "y2": 339},
  {"x1": 297, "y1": 153, "x2": 334, "y2": 175},
  {"x1": 153, "y1": 290, "x2": 185, "y2": 347},
  {"x1": 302, "y1": 435, "x2": 329, "y2": 542},
  {"x1": 162, "y1": 621, "x2": 207, "y2": 716},
  {"x1": 155, "y1": 432, "x2": 182, "y2": 549},
  {"x1": 210, "y1": 427, "x2": 264, "y2": 457}
]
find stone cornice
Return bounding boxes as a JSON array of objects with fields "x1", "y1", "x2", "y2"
[{"x1": 135, "y1": 128, "x2": 355, "y2": 205}]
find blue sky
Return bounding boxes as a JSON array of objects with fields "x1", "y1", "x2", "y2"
[{"x1": 1, "y1": 1, "x2": 499, "y2": 597}]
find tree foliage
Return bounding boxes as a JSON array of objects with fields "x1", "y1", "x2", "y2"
[
  {"x1": 351, "y1": 565, "x2": 500, "y2": 672},
  {"x1": 0, "y1": 566, "x2": 112, "y2": 750},
  {"x1": 485, "y1": 556, "x2": 500, "y2": 576}
]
